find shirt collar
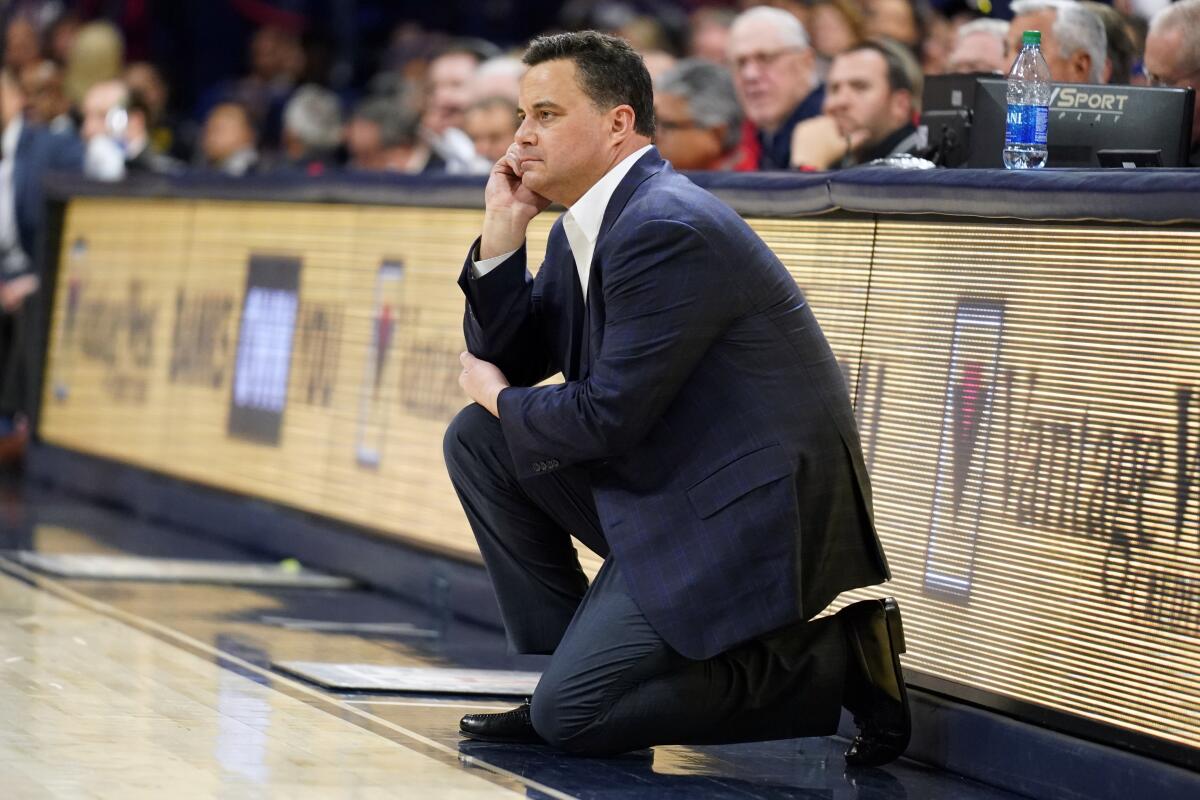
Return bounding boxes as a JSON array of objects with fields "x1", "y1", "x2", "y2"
[
  {"x1": 2, "y1": 115, "x2": 24, "y2": 160},
  {"x1": 564, "y1": 144, "x2": 653, "y2": 244}
]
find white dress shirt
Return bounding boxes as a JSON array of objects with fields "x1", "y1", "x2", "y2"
[
  {"x1": 473, "y1": 144, "x2": 653, "y2": 300},
  {"x1": 0, "y1": 116, "x2": 27, "y2": 275}
]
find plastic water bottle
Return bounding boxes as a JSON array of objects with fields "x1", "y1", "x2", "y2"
[{"x1": 1003, "y1": 30, "x2": 1051, "y2": 169}]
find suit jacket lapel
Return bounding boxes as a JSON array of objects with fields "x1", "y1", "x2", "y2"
[
  {"x1": 597, "y1": 147, "x2": 668, "y2": 242},
  {"x1": 577, "y1": 148, "x2": 668, "y2": 379}
]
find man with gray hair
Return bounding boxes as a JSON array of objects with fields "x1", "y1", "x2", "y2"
[
  {"x1": 654, "y1": 59, "x2": 746, "y2": 170},
  {"x1": 1144, "y1": 0, "x2": 1200, "y2": 165},
  {"x1": 281, "y1": 84, "x2": 343, "y2": 174},
  {"x1": 346, "y1": 96, "x2": 434, "y2": 172},
  {"x1": 1008, "y1": 0, "x2": 1107, "y2": 84},
  {"x1": 728, "y1": 5, "x2": 823, "y2": 169},
  {"x1": 947, "y1": 19, "x2": 1011, "y2": 74}
]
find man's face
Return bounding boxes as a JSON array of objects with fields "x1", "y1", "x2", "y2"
[
  {"x1": 1144, "y1": 26, "x2": 1200, "y2": 145},
  {"x1": 514, "y1": 59, "x2": 614, "y2": 206},
  {"x1": 465, "y1": 104, "x2": 519, "y2": 163},
  {"x1": 345, "y1": 116, "x2": 382, "y2": 164},
  {"x1": 1009, "y1": 11, "x2": 1088, "y2": 82},
  {"x1": 20, "y1": 62, "x2": 70, "y2": 124},
  {"x1": 81, "y1": 82, "x2": 124, "y2": 142},
  {"x1": 426, "y1": 52, "x2": 478, "y2": 134},
  {"x1": 654, "y1": 90, "x2": 724, "y2": 170},
  {"x1": 203, "y1": 105, "x2": 254, "y2": 163},
  {"x1": 4, "y1": 19, "x2": 40, "y2": 70},
  {"x1": 728, "y1": 17, "x2": 814, "y2": 133},
  {"x1": 125, "y1": 63, "x2": 167, "y2": 118},
  {"x1": 865, "y1": 0, "x2": 920, "y2": 47},
  {"x1": 823, "y1": 49, "x2": 907, "y2": 149},
  {"x1": 948, "y1": 31, "x2": 1010, "y2": 74}
]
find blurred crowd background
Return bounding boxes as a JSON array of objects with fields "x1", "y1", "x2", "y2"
[{"x1": 3, "y1": 0, "x2": 1196, "y2": 183}]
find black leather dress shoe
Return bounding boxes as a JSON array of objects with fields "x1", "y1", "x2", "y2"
[
  {"x1": 459, "y1": 703, "x2": 545, "y2": 744},
  {"x1": 837, "y1": 597, "x2": 911, "y2": 768}
]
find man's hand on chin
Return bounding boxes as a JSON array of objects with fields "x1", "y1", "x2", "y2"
[{"x1": 459, "y1": 351, "x2": 510, "y2": 417}]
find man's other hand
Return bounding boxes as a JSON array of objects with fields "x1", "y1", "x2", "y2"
[
  {"x1": 459, "y1": 351, "x2": 510, "y2": 417},
  {"x1": 789, "y1": 115, "x2": 869, "y2": 171},
  {"x1": 0, "y1": 275, "x2": 39, "y2": 313}
]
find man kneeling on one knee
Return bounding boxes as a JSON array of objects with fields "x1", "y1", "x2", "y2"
[{"x1": 446, "y1": 30, "x2": 910, "y2": 765}]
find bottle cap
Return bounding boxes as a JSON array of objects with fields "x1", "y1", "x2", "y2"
[{"x1": 1023, "y1": 30, "x2": 1041, "y2": 46}]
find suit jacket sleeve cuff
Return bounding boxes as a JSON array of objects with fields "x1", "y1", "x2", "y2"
[
  {"x1": 497, "y1": 385, "x2": 557, "y2": 480},
  {"x1": 457, "y1": 238, "x2": 529, "y2": 322}
]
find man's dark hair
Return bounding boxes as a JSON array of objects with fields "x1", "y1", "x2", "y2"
[
  {"x1": 522, "y1": 31, "x2": 655, "y2": 137},
  {"x1": 843, "y1": 39, "x2": 924, "y2": 111}
]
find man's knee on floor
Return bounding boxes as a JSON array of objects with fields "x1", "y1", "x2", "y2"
[{"x1": 530, "y1": 686, "x2": 623, "y2": 756}]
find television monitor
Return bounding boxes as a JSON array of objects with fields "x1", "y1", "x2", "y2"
[{"x1": 922, "y1": 74, "x2": 1195, "y2": 168}]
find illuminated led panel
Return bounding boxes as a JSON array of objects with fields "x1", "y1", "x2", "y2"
[{"x1": 833, "y1": 220, "x2": 1200, "y2": 753}]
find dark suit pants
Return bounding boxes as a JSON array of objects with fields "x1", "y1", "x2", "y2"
[
  {"x1": 444, "y1": 403, "x2": 848, "y2": 755},
  {"x1": 0, "y1": 307, "x2": 27, "y2": 420}
]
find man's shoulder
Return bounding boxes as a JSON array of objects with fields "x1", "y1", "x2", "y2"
[
  {"x1": 19, "y1": 124, "x2": 84, "y2": 168},
  {"x1": 620, "y1": 168, "x2": 741, "y2": 232}
]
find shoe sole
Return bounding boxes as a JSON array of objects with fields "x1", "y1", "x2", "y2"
[{"x1": 459, "y1": 729, "x2": 545, "y2": 745}]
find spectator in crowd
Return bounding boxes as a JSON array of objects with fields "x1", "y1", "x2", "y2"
[
  {"x1": 423, "y1": 43, "x2": 493, "y2": 174},
  {"x1": 0, "y1": 67, "x2": 83, "y2": 456},
  {"x1": 345, "y1": 96, "x2": 433, "y2": 172},
  {"x1": 615, "y1": 13, "x2": 676, "y2": 55},
  {"x1": 864, "y1": 0, "x2": 926, "y2": 53},
  {"x1": 80, "y1": 80, "x2": 183, "y2": 178},
  {"x1": 4, "y1": 15, "x2": 41, "y2": 72},
  {"x1": 1144, "y1": 0, "x2": 1200, "y2": 165},
  {"x1": 654, "y1": 58, "x2": 748, "y2": 171},
  {"x1": 46, "y1": 11, "x2": 82, "y2": 65},
  {"x1": 1008, "y1": 0, "x2": 1107, "y2": 83},
  {"x1": 64, "y1": 20, "x2": 123, "y2": 107},
  {"x1": 641, "y1": 49, "x2": 678, "y2": 82},
  {"x1": 790, "y1": 40, "x2": 923, "y2": 170},
  {"x1": 688, "y1": 6, "x2": 735, "y2": 64},
  {"x1": 467, "y1": 56, "x2": 525, "y2": 106},
  {"x1": 463, "y1": 96, "x2": 519, "y2": 164},
  {"x1": 728, "y1": 6, "x2": 824, "y2": 170},
  {"x1": 946, "y1": 18, "x2": 1011, "y2": 74},
  {"x1": 424, "y1": 45, "x2": 483, "y2": 136},
  {"x1": 124, "y1": 62, "x2": 180, "y2": 158},
  {"x1": 808, "y1": 0, "x2": 866, "y2": 67},
  {"x1": 19, "y1": 61, "x2": 74, "y2": 133},
  {"x1": 280, "y1": 84, "x2": 343, "y2": 175},
  {"x1": 920, "y1": 12, "x2": 956, "y2": 75},
  {"x1": 1080, "y1": 1, "x2": 1138, "y2": 83},
  {"x1": 199, "y1": 102, "x2": 259, "y2": 176},
  {"x1": 229, "y1": 25, "x2": 306, "y2": 152}
]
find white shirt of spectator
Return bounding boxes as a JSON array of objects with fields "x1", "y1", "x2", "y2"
[
  {"x1": 0, "y1": 115, "x2": 29, "y2": 275},
  {"x1": 473, "y1": 144, "x2": 654, "y2": 301}
]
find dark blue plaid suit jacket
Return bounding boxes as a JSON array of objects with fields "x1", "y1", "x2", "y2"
[{"x1": 459, "y1": 148, "x2": 888, "y2": 660}]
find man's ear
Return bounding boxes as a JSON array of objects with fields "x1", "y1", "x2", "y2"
[
  {"x1": 890, "y1": 89, "x2": 914, "y2": 127},
  {"x1": 1070, "y1": 50, "x2": 1093, "y2": 82},
  {"x1": 610, "y1": 104, "x2": 637, "y2": 142}
]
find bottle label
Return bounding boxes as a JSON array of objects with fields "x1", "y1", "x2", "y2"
[{"x1": 1005, "y1": 104, "x2": 1049, "y2": 147}]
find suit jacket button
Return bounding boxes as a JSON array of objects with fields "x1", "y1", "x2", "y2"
[{"x1": 548, "y1": 459, "x2": 559, "y2": 468}]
